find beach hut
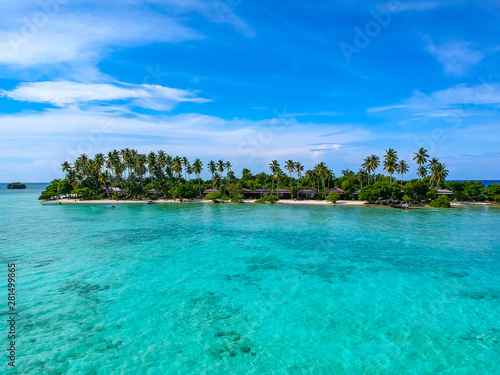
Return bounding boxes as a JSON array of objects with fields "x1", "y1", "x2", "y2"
[
  {"x1": 324, "y1": 188, "x2": 344, "y2": 197},
  {"x1": 144, "y1": 188, "x2": 156, "y2": 195},
  {"x1": 352, "y1": 188, "x2": 362, "y2": 199},
  {"x1": 241, "y1": 187, "x2": 253, "y2": 198},
  {"x1": 298, "y1": 189, "x2": 318, "y2": 200},
  {"x1": 251, "y1": 188, "x2": 270, "y2": 199},
  {"x1": 271, "y1": 188, "x2": 291, "y2": 199},
  {"x1": 202, "y1": 188, "x2": 219, "y2": 196},
  {"x1": 434, "y1": 187, "x2": 453, "y2": 198}
]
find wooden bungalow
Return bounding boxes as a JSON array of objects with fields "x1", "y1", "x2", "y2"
[
  {"x1": 144, "y1": 188, "x2": 156, "y2": 195},
  {"x1": 352, "y1": 188, "x2": 362, "y2": 199},
  {"x1": 202, "y1": 188, "x2": 219, "y2": 196},
  {"x1": 434, "y1": 187, "x2": 453, "y2": 198},
  {"x1": 271, "y1": 188, "x2": 291, "y2": 199},
  {"x1": 297, "y1": 189, "x2": 318, "y2": 200},
  {"x1": 251, "y1": 188, "x2": 270, "y2": 199},
  {"x1": 241, "y1": 188, "x2": 253, "y2": 198},
  {"x1": 324, "y1": 188, "x2": 344, "y2": 197}
]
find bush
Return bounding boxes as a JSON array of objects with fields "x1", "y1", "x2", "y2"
[
  {"x1": 454, "y1": 191, "x2": 467, "y2": 202},
  {"x1": 402, "y1": 180, "x2": 428, "y2": 201},
  {"x1": 147, "y1": 194, "x2": 158, "y2": 200},
  {"x1": 205, "y1": 191, "x2": 222, "y2": 202},
  {"x1": 255, "y1": 195, "x2": 279, "y2": 204},
  {"x1": 315, "y1": 193, "x2": 325, "y2": 200},
  {"x1": 326, "y1": 192, "x2": 340, "y2": 203},
  {"x1": 231, "y1": 194, "x2": 244, "y2": 203},
  {"x1": 493, "y1": 195, "x2": 500, "y2": 203},
  {"x1": 402, "y1": 195, "x2": 411, "y2": 202},
  {"x1": 429, "y1": 195, "x2": 451, "y2": 208},
  {"x1": 486, "y1": 183, "x2": 500, "y2": 200},
  {"x1": 112, "y1": 192, "x2": 121, "y2": 200},
  {"x1": 220, "y1": 195, "x2": 230, "y2": 202},
  {"x1": 358, "y1": 182, "x2": 394, "y2": 201}
]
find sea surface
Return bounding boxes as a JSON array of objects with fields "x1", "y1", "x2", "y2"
[{"x1": 1, "y1": 184, "x2": 499, "y2": 374}]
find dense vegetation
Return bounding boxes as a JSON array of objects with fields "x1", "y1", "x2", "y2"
[
  {"x1": 39, "y1": 147, "x2": 498, "y2": 205},
  {"x1": 7, "y1": 182, "x2": 27, "y2": 189}
]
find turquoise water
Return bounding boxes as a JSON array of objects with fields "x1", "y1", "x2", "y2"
[{"x1": 1, "y1": 184, "x2": 499, "y2": 374}]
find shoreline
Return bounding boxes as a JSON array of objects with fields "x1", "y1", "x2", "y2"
[{"x1": 47, "y1": 198, "x2": 494, "y2": 207}]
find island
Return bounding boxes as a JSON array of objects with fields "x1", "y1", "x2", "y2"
[{"x1": 8, "y1": 182, "x2": 27, "y2": 189}]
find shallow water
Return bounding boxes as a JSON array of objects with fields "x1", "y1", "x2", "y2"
[{"x1": 1, "y1": 184, "x2": 499, "y2": 374}]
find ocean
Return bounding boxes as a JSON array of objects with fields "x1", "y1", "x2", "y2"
[{"x1": 1, "y1": 184, "x2": 499, "y2": 374}]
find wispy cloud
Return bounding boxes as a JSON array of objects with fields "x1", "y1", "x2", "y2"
[
  {"x1": 0, "y1": 81, "x2": 211, "y2": 111},
  {"x1": 378, "y1": 1, "x2": 455, "y2": 12},
  {"x1": 367, "y1": 83, "x2": 500, "y2": 116},
  {"x1": 425, "y1": 39, "x2": 484, "y2": 76}
]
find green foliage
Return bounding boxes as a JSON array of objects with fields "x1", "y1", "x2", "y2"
[
  {"x1": 402, "y1": 195, "x2": 411, "y2": 202},
  {"x1": 326, "y1": 192, "x2": 340, "y2": 203},
  {"x1": 38, "y1": 179, "x2": 72, "y2": 200},
  {"x1": 231, "y1": 194, "x2": 244, "y2": 203},
  {"x1": 429, "y1": 195, "x2": 451, "y2": 208},
  {"x1": 256, "y1": 194, "x2": 279, "y2": 204},
  {"x1": 7, "y1": 182, "x2": 27, "y2": 189},
  {"x1": 227, "y1": 183, "x2": 242, "y2": 198},
  {"x1": 454, "y1": 191, "x2": 467, "y2": 202},
  {"x1": 205, "y1": 191, "x2": 222, "y2": 202},
  {"x1": 176, "y1": 184, "x2": 195, "y2": 200},
  {"x1": 402, "y1": 180, "x2": 428, "y2": 201},
  {"x1": 341, "y1": 180, "x2": 355, "y2": 197},
  {"x1": 111, "y1": 192, "x2": 121, "y2": 200},
  {"x1": 486, "y1": 183, "x2": 500, "y2": 200},
  {"x1": 464, "y1": 182, "x2": 485, "y2": 201},
  {"x1": 73, "y1": 187, "x2": 93, "y2": 199},
  {"x1": 494, "y1": 195, "x2": 500, "y2": 203},
  {"x1": 358, "y1": 182, "x2": 394, "y2": 201},
  {"x1": 147, "y1": 194, "x2": 158, "y2": 200}
]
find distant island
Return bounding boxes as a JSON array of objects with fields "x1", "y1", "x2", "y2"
[
  {"x1": 8, "y1": 182, "x2": 27, "y2": 189},
  {"x1": 39, "y1": 147, "x2": 500, "y2": 209}
]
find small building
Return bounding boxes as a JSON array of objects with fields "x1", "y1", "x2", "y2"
[
  {"x1": 105, "y1": 187, "x2": 127, "y2": 195},
  {"x1": 251, "y1": 188, "x2": 270, "y2": 199},
  {"x1": 324, "y1": 188, "x2": 344, "y2": 197},
  {"x1": 352, "y1": 189, "x2": 362, "y2": 199},
  {"x1": 241, "y1": 188, "x2": 253, "y2": 198},
  {"x1": 435, "y1": 187, "x2": 453, "y2": 198},
  {"x1": 298, "y1": 189, "x2": 318, "y2": 200},
  {"x1": 144, "y1": 188, "x2": 156, "y2": 195},
  {"x1": 271, "y1": 188, "x2": 291, "y2": 199},
  {"x1": 202, "y1": 188, "x2": 219, "y2": 196}
]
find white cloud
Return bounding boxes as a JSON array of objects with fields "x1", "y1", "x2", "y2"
[
  {"x1": 378, "y1": 1, "x2": 454, "y2": 12},
  {"x1": 0, "y1": 0, "x2": 253, "y2": 75},
  {"x1": 367, "y1": 83, "x2": 500, "y2": 116},
  {"x1": 0, "y1": 106, "x2": 373, "y2": 180},
  {"x1": 425, "y1": 40, "x2": 484, "y2": 76},
  {"x1": 0, "y1": 81, "x2": 211, "y2": 110}
]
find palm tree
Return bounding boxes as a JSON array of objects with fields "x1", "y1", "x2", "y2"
[
  {"x1": 428, "y1": 157, "x2": 439, "y2": 169},
  {"x1": 294, "y1": 162, "x2": 304, "y2": 197},
  {"x1": 413, "y1": 147, "x2": 429, "y2": 180},
  {"x1": 269, "y1": 160, "x2": 280, "y2": 192},
  {"x1": 225, "y1": 161, "x2": 232, "y2": 184},
  {"x1": 417, "y1": 165, "x2": 428, "y2": 180},
  {"x1": 397, "y1": 160, "x2": 409, "y2": 186},
  {"x1": 186, "y1": 164, "x2": 194, "y2": 182},
  {"x1": 182, "y1": 156, "x2": 190, "y2": 180},
  {"x1": 284, "y1": 160, "x2": 295, "y2": 191},
  {"x1": 172, "y1": 156, "x2": 183, "y2": 184},
  {"x1": 147, "y1": 152, "x2": 156, "y2": 189},
  {"x1": 193, "y1": 158, "x2": 203, "y2": 197},
  {"x1": 383, "y1": 148, "x2": 398, "y2": 187},
  {"x1": 217, "y1": 160, "x2": 225, "y2": 190},
  {"x1": 208, "y1": 161, "x2": 217, "y2": 188},
  {"x1": 430, "y1": 162, "x2": 449, "y2": 187},
  {"x1": 315, "y1": 162, "x2": 328, "y2": 193},
  {"x1": 363, "y1": 154, "x2": 380, "y2": 185}
]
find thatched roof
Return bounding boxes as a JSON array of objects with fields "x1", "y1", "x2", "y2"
[
  {"x1": 252, "y1": 188, "x2": 270, "y2": 193},
  {"x1": 298, "y1": 189, "x2": 317, "y2": 194},
  {"x1": 202, "y1": 188, "x2": 219, "y2": 193},
  {"x1": 352, "y1": 189, "x2": 362, "y2": 195},
  {"x1": 272, "y1": 188, "x2": 291, "y2": 193},
  {"x1": 324, "y1": 188, "x2": 344, "y2": 195},
  {"x1": 435, "y1": 188, "x2": 453, "y2": 194}
]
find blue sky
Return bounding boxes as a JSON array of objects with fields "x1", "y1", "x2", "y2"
[{"x1": 1, "y1": 0, "x2": 500, "y2": 181}]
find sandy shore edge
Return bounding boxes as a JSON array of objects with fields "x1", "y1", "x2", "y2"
[{"x1": 48, "y1": 198, "x2": 368, "y2": 206}]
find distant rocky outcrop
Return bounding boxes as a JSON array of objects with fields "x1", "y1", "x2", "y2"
[{"x1": 7, "y1": 182, "x2": 27, "y2": 189}]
